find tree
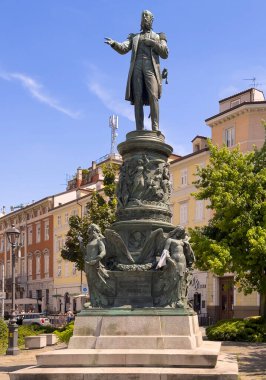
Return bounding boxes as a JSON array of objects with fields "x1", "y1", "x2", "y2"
[
  {"x1": 190, "y1": 131, "x2": 266, "y2": 316},
  {"x1": 86, "y1": 163, "x2": 118, "y2": 231},
  {"x1": 61, "y1": 163, "x2": 119, "y2": 271}
]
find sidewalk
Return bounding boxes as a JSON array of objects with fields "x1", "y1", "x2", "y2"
[
  {"x1": 200, "y1": 326, "x2": 266, "y2": 379},
  {"x1": 0, "y1": 343, "x2": 67, "y2": 380},
  {"x1": 221, "y1": 341, "x2": 266, "y2": 380},
  {"x1": 0, "y1": 341, "x2": 265, "y2": 379}
]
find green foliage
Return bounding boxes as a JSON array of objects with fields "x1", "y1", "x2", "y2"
[
  {"x1": 17, "y1": 324, "x2": 45, "y2": 347},
  {"x1": 61, "y1": 163, "x2": 119, "y2": 270},
  {"x1": 206, "y1": 317, "x2": 266, "y2": 342},
  {"x1": 0, "y1": 319, "x2": 8, "y2": 354},
  {"x1": 54, "y1": 322, "x2": 74, "y2": 343},
  {"x1": 61, "y1": 214, "x2": 91, "y2": 271},
  {"x1": 0, "y1": 322, "x2": 57, "y2": 354},
  {"x1": 86, "y1": 163, "x2": 118, "y2": 231},
  {"x1": 190, "y1": 129, "x2": 266, "y2": 303}
]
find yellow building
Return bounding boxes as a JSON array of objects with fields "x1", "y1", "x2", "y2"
[
  {"x1": 171, "y1": 136, "x2": 209, "y2": 228},
  {"x1": 207, "y1": 87, "x2": 265, "y2": 152},
  {"x1": 52, "y1": 154, "x2": 122, "y2": 313},
  {"x1": 170, "y1": 88, "x2": 266, "y2": 321},
  {"x1": 52, "y1": 194, "x2": 91, "y2": 313}
]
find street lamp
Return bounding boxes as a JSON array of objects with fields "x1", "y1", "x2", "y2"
[{"x1": 6, "y1": 224, "x2": 20, "y2": 355}]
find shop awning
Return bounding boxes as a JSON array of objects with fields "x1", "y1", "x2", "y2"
[{"x1": 4, "y1": 298, "x2": 42, "y2": 305}]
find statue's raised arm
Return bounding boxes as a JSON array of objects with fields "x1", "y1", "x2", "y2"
[{"x1": 104, "y1": 36, "x2": 132, "y2": 55}]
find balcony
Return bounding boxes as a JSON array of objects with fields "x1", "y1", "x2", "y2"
[{"x1": 17, "y1": 275, "x2": 27, "y2": 284}]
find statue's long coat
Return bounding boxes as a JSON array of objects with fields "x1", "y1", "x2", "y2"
[{"x1": 111, "y1": 31, "x2": 168, "y2": 105}]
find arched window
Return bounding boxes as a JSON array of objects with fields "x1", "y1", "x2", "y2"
[
  {"x1": 43, "y1": 249, "x2": 50, "y2": 278},
  {"x1": 28, "y1": 254, "x2": 33, "y2": 279},
  {"x1": 35, "y1": 251, "x2": 41, "y2": 279}
]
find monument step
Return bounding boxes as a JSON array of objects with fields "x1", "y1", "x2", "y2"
[
  {"x1": 9, "y1": 354, "x2": 238, "y2": 380},
  {"x1": 36, "y1": 342, "x2": 220, "y2": 368}
]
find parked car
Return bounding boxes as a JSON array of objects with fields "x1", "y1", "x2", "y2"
[{"x1": 16, "y1": 313, "x2": 50, "y2": 327}]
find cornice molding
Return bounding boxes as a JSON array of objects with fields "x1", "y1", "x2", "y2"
[{"x1": 207, "y1": 103, "x2": 266, "y2": 127}]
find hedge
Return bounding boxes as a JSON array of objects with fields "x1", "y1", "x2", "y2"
[{"x1": 206, "y1": 317, "x2": 266, "y2": 342}]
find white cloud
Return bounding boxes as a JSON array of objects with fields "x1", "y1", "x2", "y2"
[
  {"x1": 0, "y1": 70, "x2": 80, "y2": 119},
  {"x1": 87, "y1": 66, "x2": 150, "y2": 128},
  {"x1": 89, "y1": 81, "x2": 135, "y2": 122}
]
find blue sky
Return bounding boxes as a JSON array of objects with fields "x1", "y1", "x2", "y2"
[{"x1": 1, "y1": 0, "x2": 266, "y2": 211}]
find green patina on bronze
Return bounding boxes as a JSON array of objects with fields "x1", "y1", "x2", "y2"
[
  {"x1": 79, "y1": 308, "x2": 196, "y2": 317},
  {"x1": 79, "y1": 11, "x2": 195, "y2": 312},
  {"x1": 105, "y1": 11, "x2": 168, "y2": 132}
]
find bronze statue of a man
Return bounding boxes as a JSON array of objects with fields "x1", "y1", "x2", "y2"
[{"x1": 105, "y1": 10, "x2": 168, "y2": 131}]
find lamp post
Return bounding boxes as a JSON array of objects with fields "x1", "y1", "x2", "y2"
[
  {"x1": 6, "y1": 224, "x2": 20, "y2": 355},
  {"x1": 0, "y1": 262, "x2": 5, "y2": 319}
]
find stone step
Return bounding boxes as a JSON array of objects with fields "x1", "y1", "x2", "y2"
[
  {"x1": 36, "y1": 342, "x2": 221, "y2": 368},
  {"x1": 9, "y1": 354, "x2": 238, "y2": 380}
]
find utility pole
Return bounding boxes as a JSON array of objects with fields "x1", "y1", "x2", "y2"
[{"x1": 109, "y1": 115, "x2": 118, "y2": 154}]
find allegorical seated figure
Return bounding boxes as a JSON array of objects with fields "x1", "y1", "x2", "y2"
[
  {"x1": 156, "y1": 225, "x2": 195, "y2": 308},
  {"x1": 105, "y1": 10, "x2": 168, "y2": 131},
  {"x1": 80, "y1": 224, "x2": 114, "y2": 307},
  {"x1": 164, "y1": 229, "x2": 187, "y2": 307}
]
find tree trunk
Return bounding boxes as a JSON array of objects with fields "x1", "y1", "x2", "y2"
[{"x1": 259, "y1": 292, "x2": 266, "y2": 318}]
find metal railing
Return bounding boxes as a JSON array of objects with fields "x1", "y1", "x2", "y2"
[
  {"x1": 95, "y1": 153, "x2": 122, "y2": 164},
  {"x1": 197, "y1": 313, "x2": 217, "y2": 326}
]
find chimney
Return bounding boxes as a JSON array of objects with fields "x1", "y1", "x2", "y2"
[
  {"x1": 92, "y1": 161, "x2": 97, "y2": 170},
  {"x1": 76, "y1": 167, "x2": 83, "y2": 188}
]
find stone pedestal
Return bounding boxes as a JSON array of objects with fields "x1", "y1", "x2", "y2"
[
  {"x1": 10, "y1": 310, "x2": 238, "y2": 379},
  {"x1": 69, "y1": 310, "x2": 202, "y2": 350},
  {"x1": 113, "y1": 130, "x2": 174, "y2": 263}
]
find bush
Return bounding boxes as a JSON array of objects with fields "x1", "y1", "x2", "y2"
[
  {"x1": 0, "y1": 321, "x2": 59, "y2": 354},
  {"x1": 206, "y1": 317, "x2": 266, "y2": 342},
  {"x1": 0, "y1": 319, "x2": 8, "y2": 354},
  {"x1": 18, "y1": 324, "x2": 46, "y2": 347},
  {"x1": 54, "y1": 322, "x2": 74, "y2": 344}
]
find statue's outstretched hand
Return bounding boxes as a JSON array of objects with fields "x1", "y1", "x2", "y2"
[{"x1": 104, "y1": 37, "x2": 114, "y2": 46}]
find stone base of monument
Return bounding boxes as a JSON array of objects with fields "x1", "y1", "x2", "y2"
[
  {"x1": 9, "y1": 355, "x2": 238, "y2": 380},
  {"x1": 10, "y1": 309, "x2": 238, "y2": 379},
  {"x1": 68, "y1": 309, "x2": 203, "y2": 350}
]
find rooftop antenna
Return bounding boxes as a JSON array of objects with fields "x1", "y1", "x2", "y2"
[
  {"x1": 109, "y1": 115, "x2": 118, "y2": 154},
  {"x1": 243, "y1": 77, "x2": 262, "y2": 88},
  {"x1": 10, "y1": 204, "x2": 24, "y2": 212},
  {"x1": 60, "y1": 173, "x2": 72, "y2": 187}
]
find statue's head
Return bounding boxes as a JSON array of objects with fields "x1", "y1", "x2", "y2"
[
  {"x1": 133, "y1": 231, "x2": 142, "y2": 241},
  {"x1": 88, "y1": 223, "x2": 101, "y2": 240},
  {"x1": 168, "y1": 225, "x2": 186, "y2": 239},
  {"x1": 141, "y1": 10, "x2": 154, "y2": 31}
]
